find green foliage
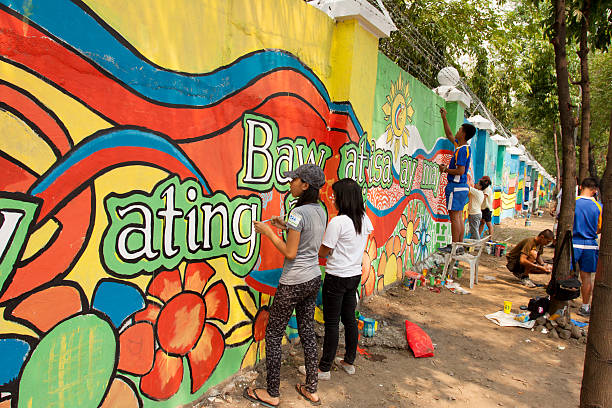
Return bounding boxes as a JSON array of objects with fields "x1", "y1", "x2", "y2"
[
  {"x1": 589, "y1": 51, "x2": 612, "y2": 175},
  {"x1": 376, "y1": 0, "x2": 503, "y2": 88},
  {"x1": 567, "y1": 0, "x2": 612, "y2": 52},
  {"x1": 373, "y1": 0, "x2": 605, "y2": 176}
]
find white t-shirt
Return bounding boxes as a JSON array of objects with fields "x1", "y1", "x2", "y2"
[
  {"x1": 468, "y1": 187, "x2": 484, "y2": 215},
  {"x1": 481, "y1": 186, "x2": 493, "y2": 210},
  {"x1": 322, "y1": 214, "x2": 374, "y2": 278}
]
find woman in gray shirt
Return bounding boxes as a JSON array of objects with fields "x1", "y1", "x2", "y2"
[{"x1": 245, "y1": 164, "x2": 327, "y2": 407}]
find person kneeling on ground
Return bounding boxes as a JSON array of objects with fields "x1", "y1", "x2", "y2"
[{"x1": 505, "y1": 229, "x2": 554, "y2": 287}]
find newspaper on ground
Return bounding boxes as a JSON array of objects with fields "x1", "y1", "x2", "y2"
[{"x1": 485, "y1": 311, "x2": 535, "y2": 329}]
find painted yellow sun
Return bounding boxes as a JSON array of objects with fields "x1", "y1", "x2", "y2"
[{"x1": 381, "y1": 74, "x2": 414, "y2": 157}]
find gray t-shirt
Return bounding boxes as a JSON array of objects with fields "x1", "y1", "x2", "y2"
[{"x1": 279, "y1": 203, "x2": 327, "y2": 285}]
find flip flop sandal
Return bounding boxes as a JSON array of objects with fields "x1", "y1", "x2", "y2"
[
  {"x1": 295, "y1": 384, "x2": 321, "y2": 406},
  {"x1": 243, "y1": 387, "x2": 279, "y2": 408}
]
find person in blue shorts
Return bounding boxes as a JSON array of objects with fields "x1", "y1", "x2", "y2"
[
  {"x1": 573, "y1": 177, "x2": 601, "y2": 317},
  {"x1": 438, "y1": 108, "x2": 476, "y2": 254}
]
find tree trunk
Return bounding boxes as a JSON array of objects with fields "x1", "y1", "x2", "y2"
[
  {"x1": 578, "y1": 0, "x2": 591, "y2": 184},
  {"x1": 551, "y1": 0, "x2": 576, "y2": 282},
  {"x1": 588, "y1": 142, "x2": 598, "y2": 180},
  {"x1": 554, "y1": 121, "x2": 562, "y2": 187},
  {"x1": 580, "y1": 109, "x2": 612, "y2": 408}
]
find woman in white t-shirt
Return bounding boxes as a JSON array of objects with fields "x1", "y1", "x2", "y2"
[
  {"x1": 317, "y1": 178, "x2": 373, "y2": 378},
  {"x1": 478, "y1": 176, "x2": 493, "y2": 237},
  {"x1": 467, "y1": 182, "x2": 485, "y2": 240}
]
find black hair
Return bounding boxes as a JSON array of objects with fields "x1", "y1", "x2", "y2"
[
  {"x1": 295, "y1": 183, "x2": 320, "y2": 207},
  {"x1": 332, "y1": 178, "x2": 365, "y2": 234},
  {"x1": 580, "y1": 177, "x2": 599, "y2": 190},
  {"x1": 479, "y1": 177, "x2": 491, "y2": 189},
  {"x1": 538, "y1": 229, "x2": 554, "y2": 239},
  {"x1": 461, "y1": 123, "x2": 477, "y2": 141}
]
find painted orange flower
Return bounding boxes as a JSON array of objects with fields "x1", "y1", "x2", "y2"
[
  {"x1": 361, "y1": 237, "x2": 378, "y2": 297},
  {"x1": 399, "y1": 203, "x2": 421, "y2": 267},
  {"x1": 377, "y1": 236, "x2": 403, "y2": 291},
  {"x1": 132, "y1": 261, "x2": 229, "y2": 400}
]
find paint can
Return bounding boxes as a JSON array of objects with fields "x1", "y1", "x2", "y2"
[
  {"x1": 360, "y1": 317, "x2": 378, "y2": 337},
  {"x1": 494, "y1": 243, "x2": 507, "y2": 257}
]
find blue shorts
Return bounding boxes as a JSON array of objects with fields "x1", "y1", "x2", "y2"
[
  {"x1": 573, "y1": 239, "x2": 598, "y2": 273},
  {"x1": 445, "y1": 183, "x2": 469, "y2": 212}
]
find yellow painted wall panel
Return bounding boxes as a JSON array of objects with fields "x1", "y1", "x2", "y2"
[
  {"x1": 0, "y1": 110, "x2": 55, "y2": 174},
  {"x1": 83, "y1": 0, "x2": 335, "y2": 80},
  {"x1": 349, "y1": 22, "x2": 379, "y2": 136}
]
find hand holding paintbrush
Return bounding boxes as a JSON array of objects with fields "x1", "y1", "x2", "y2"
[{"x1": 255, "y1": 215, "x2": 287, "y2": 230}]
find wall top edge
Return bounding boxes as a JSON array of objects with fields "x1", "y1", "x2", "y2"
[{"x1": 308, "y1": 0, "x2": 397, "y2": 38}]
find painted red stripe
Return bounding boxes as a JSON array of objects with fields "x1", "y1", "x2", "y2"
[
  {"x1": 0, "y1": 10, "x2": 359, "y2": 142},
  {"x1": 35, "y1": 146, "x2": 194, "y2": 221},
  {"x1": 0, "y1": 156, "x2": 37, "y2": 192},
  {"x1": 244, "y1": 275, "x2": 276, "y2": 296},
  {"x1": 0, "y1": 187, "x2": 91, "y2": 303},
  {"x1": 0, "y1": 84, "x2": 71, "y2": 154}
]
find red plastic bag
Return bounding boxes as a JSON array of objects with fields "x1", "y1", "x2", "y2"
[{"x1": 404, "y1": 320, "x2": 434, "y2": 358}]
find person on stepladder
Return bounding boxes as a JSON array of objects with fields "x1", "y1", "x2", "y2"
[{"x1": 438, "y1": 107, "x2": 476, "y2": 255}]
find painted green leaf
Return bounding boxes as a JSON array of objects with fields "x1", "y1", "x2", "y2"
[{"x1": 18, "y1": 314, "x2": 117, "y2": 408}]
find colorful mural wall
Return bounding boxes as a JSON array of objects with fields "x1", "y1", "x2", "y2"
[
  {"x1": 363, "y1": 54, "x2": 454, "y2": 296},
  {"x1": 0, "y1": 1, "x2": 364, "y2": 407},
  {"x1": 515, "y1": 160, "x2": 525, "y2": 212},
  {"x1": 0, "y1": 1, "x2": 554, "y2": 407},
  {"x1": 484, "y1": 137, "x2": 497, "y2": 181},
  {"x1": 493, "y1": 145, "x2": 506, "y2": 224},
  {"x1": 501, "y1": 152, "x2": 519, "y2": 220}
]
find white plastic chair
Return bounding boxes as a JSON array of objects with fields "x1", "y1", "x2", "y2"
[{"x1": 441, "y1": 235, "x2": 491, "y2": 288}]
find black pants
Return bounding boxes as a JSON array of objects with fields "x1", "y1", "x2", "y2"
[
  {"x1": 319, "y1": 273, "x2": 361, "y2": 372},
  {"x1": 266, "y1": 276, "x2": 321, "y2": 397}
]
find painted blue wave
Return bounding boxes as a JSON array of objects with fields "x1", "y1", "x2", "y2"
[
  {"x1": 367, "y1": 190, "x2": 449, "y2": 221},
  {"x1": 29, "y1": 129, "x2": 210, "y2": 195},
  {"x1": 411, "y1": 138, "x2": 455, "y2": 159},
  {"x1": 1, "y1": 0, "x2": 363, "y2": 134},
  {"x1": 389, "y1": 137, "x2": 454, "y2": 180}
]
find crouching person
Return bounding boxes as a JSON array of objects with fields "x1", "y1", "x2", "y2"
[{"x1": 506, "y1": 229, "x2": 554, "y2": 287}]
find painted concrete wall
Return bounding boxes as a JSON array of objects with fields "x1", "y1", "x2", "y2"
[
  {"x1": 0, "y1": 1, "x2": 376, "y2": 406},
  {"x1": 501, "y1": 153, "x2": 520, "y2": 220},
  {"x1": 515, "y1": 160, "x2": 525, "y2": 212},
  {"x1": 365, "y1": 53, "x2": 457, "y2": 296},
  {"x1": 0, "y1": 1, "x2": 553, "y2": 407}
]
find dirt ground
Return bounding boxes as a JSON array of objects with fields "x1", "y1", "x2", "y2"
[{"x1": 196, "y1": 214, "x2": 588, "y2": 408}]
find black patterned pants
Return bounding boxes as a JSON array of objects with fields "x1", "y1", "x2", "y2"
[{"x1": 265, "y1": 275, "x2": 321, "y2": 397}]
